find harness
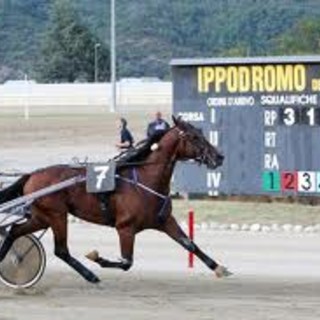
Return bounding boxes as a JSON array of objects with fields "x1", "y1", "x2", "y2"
[
  {"x1": 116, "y1": 167, "x2": 170, "y2": 224},
  {"x1": 98, "y1": 167, "x2": 171, "y2": 226},
  {"x1": 99, "y1": 131, "x2": 182, "y2": 226}
]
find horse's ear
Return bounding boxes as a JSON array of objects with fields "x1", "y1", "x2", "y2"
[{"x1": 172, "y1": 115, "x2": 181, "y2": 126}]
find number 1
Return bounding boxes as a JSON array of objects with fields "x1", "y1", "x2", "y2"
[
  {"x1": 306, "y1": 108, "x2": 315, "y2": 126},
  {"x1": 262, "y1": 171, "x2": 280, "y2": 192}
]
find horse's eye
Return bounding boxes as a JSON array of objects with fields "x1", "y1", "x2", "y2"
[{"x1": 192, "y1": 134, "x2": 200, "y2": 142}]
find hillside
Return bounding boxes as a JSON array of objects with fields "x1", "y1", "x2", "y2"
[{"x1": 1, "y1": 0, "x2": 320, "y2": 82}]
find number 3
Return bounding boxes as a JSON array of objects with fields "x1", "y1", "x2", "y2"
[
  {"x1": 94, "y1": 166, "x2": 110, "y2": 189},
  {"x1": 283, "y1": 108, "x2": 295, "y2": 126},
  {"x1": 301, "y1": 172, "x2": 311, "y2": 191}
]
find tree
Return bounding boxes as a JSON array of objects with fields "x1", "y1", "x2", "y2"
[
  {"x1": 3, "y1": 0, "x2": 320, "y2": 79},
  {"x1": 273, "y1": 18, "x2": 320, "y2": 55},
  {"x1": 36, "y1": 0, "x2": 110, "y2": 83},
  {"x1": 0, "y1": 66, "x2": 25, "y2": 83}
]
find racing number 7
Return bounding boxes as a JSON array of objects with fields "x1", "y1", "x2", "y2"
[{"x1": 94, "y1": 165, "x2": 110, "y2": 190}]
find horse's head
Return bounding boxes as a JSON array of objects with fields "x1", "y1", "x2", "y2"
[{"x1": 172, "y1": 116, "x2": 224, "y2": 169}]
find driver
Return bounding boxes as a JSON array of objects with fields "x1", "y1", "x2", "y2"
[{"x1": 116, "y1": 117, "x2": 134, "y2": 150}]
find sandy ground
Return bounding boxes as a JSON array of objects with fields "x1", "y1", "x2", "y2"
[{"x1": 1, "y1": 225, "x2": 320, "y2": 320}]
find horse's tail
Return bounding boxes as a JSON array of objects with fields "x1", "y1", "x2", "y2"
[{"x1": 0, "y1": 175, "x2": 30, "y2": 204}]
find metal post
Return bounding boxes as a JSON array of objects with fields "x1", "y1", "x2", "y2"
[
  {"x1": 110, "y1": 0, "x2": 116, "y2": 112},
  {"x1": 188, "y1": 209, "x2": 194, "y2": 268},
  {"x1": 94, "y1": 43, "x2": 101, "y2": 83}
]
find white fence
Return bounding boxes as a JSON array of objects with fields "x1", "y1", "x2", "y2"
[{"x1": 0, "y1": 80, "x2": 172, "y2": 114}]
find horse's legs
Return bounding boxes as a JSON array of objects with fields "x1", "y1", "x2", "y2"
[
  {"x1": 86, "y1": 226, "x2": 134, "y2": 271},
  {"x1": 0, "y1": 217, "x2": 47, "y2": 262},
  {"x1": 50, "y1": 212, "x2": 100, "y2": 283},
  {"x1": 161, "y1": 216, "x2": 232, "y2": 277}
]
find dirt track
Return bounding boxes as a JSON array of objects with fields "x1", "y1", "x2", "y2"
[
  {"x1": 2, "y1": 273, "x2": 320, "y2": 320},
  {"x1": 1, "y1": 225, "x2": 320, "y2": 320}
]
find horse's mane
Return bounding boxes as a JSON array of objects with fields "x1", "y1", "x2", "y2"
[{"x1": 115, "y1": 129, "x2": 169, "y2": 167}]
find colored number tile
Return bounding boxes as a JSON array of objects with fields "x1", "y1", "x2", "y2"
[
  {"x1": 262, "y1": 171, "x2": 280, "y2": 192},
  {"x1": 317, "y1": 172, "x2": 320, "y2": 193},
  {"x1": 281, "y1": 171, "x2": 298, "y2": 192},
  {"x1": 297, "y1": 171, "x2": 316, "y2": 193}
]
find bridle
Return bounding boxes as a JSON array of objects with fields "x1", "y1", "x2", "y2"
[
  {"x1": 175, "y1": 127, "x2": 211, "y2": 166},
  {"x1": 117, "y1": 125, "x2": 211, "y2": 168}
]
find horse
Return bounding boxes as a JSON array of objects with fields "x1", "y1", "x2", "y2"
[{"x1": 0, "y1": 116, "x2": 231, "y2": 283}]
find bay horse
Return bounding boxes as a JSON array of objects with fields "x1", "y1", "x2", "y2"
[{"x1": 0, "y1": 116, "x2": 231, "y2": 283}]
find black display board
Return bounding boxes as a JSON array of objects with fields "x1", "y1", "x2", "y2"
[{"x1": 171, "y1": 56, "x2": 320, "y2": 195}]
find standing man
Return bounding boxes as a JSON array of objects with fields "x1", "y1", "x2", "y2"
[
  {"x1": 147, "y1": 111, "x2": 170, "y2": 138},
  {"x1": 116, "y1": 117, "x2": 134, "y2": 150}
]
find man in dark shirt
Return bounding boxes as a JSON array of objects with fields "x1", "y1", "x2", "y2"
[
  {"x1": 146, "y1": 111, "x2": 170, "y2": 138},
  {"x1": 116, "y1": 117, "x2": 134, "y2": 150}
]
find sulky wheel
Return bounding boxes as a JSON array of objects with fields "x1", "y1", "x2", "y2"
[{"x1": 0, "y1": 232, "x2": 46, "y2": 289}]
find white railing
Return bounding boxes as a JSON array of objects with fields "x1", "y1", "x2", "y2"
[{"x1": 0, "y1": 80, "x2": 172, "y2": 114}]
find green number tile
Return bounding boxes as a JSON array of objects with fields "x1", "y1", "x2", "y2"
[{"x1": 262, "y1": 171, "x2": 280, "y2": 192}]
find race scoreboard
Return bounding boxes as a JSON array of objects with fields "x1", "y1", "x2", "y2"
[{"x1": 171, "y1": 56, "x2": 320, "y2": 195}]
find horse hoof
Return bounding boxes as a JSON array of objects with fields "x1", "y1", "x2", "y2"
[
  {"x1": 88, "y1": 274, "x2": 101, "y2": 283},
  {"x1": 85, "y1": 250, "x2": 100, "y2": 262},
  {"x1": 215, "y1": 265, "x2": 233, "y2": 278}
]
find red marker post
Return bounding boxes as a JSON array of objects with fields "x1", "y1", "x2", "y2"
[{"x1": 188, "y1": 209, "x2": 194, "y2": 268}]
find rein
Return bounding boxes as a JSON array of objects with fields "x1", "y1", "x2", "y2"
[
  {"x1": 116, "y1": 160, "x2": 164, "y2": 168},
  {"x1": 116, "y1": 168, "x2": 170, "y2": 223},
  {"x1": 116, "y1": 169, "x2": 167, "y2": 200},
  {"x1": 116, "y1": 127, "x2": 187, "y2": 168}
]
